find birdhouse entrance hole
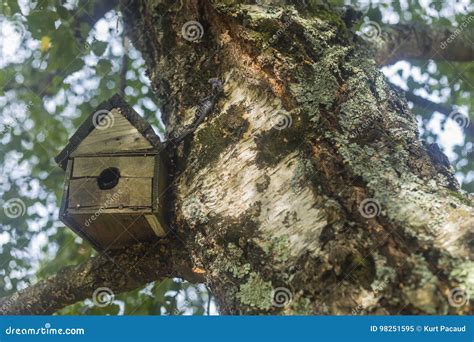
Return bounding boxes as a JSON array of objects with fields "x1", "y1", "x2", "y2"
[
  {"x1": 97, "y1": 167, "x2": 120, "y2": 190},
  {"x1": 56, "y1": 94, "x2": 168, "y2": 250}
]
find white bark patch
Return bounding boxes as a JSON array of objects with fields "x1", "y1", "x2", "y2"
[
  {"x1": 256, "y1": 153, "x2": 327, "y2": 257},
  {"x1": 354, "y1": 289, "x2": 379, "y2": 312},
  {"x1": 437, "y1": 215, "x2": 474, "y2": 258},
  {"x1": 383, "y1": 183, "x2": 473, "y2": 260},
  {"x1": 222, "y1": 70, "x2": 285, "y2": 133},
  {"x1": 179, "y1": 74, "x2": 327, "y2": 258}
]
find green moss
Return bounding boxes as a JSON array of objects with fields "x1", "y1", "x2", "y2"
[
  {"x1": 222, "y1": 243, "x2": 251, "y2": 279},
  {"x1": 204, "y1": 242, "x2": 251, "y2": 281},
  {"x1": 197, "y1": 208, "x2": 273, "y2": 287},
  {"x1": 254, "y1": 110, "x2": 308, "y2": 168},
  {"x1": 339, "y1": 80, "x2": 380, "y2": 136},
  {"x1": 237, "y1": 272, "x2": 273, "y2": 309},
  {"x1": 195, "y1": 104, "x2": 249, "y2": 169},
  {"x1": 447, "y1": 189, "x2": 472, "y2": 207},
  {"x1": 342, "y1": 253, "x2": 376, "y2": 289}
]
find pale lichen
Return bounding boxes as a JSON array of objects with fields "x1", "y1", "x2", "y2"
[
  {"x1": 402, "y1": 254, "x2": 447, "y2": 314},
  {"x1": 237, "y1": 272, "x2": 273, "y2": 309}
]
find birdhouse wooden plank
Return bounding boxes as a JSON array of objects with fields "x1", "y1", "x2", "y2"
[{"x1": 55, "y1": 94, "x2": 167, "y2": 251}]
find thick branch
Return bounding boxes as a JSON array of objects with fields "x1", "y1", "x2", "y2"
[
  {"x1": 0, "y1": 240, "x2": 203, "y2": 315},
  {"x1": 373, "y1": 21, "x2": 474, "y2": 65}
]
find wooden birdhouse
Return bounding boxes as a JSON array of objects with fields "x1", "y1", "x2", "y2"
[{"x1": 55, "y1": 94, "x2": 167, "y2": 251}]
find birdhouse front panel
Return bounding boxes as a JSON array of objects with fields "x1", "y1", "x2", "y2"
[{"x1": 55, "y1": 95, "x2": 168, "y2": 251}]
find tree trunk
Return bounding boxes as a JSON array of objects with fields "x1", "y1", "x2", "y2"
[
  {"x1": 123, "y1": 0, "x2": 473, "y2": 315},
  {"x1": 1, "y1": 0, "x2": 472, "y2": 315}
]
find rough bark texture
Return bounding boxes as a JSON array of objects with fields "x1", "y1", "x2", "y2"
[
  {"x1": 1, "y1": 0, "x2": 473, "y2": 315},
  {"x1": 124, "y1": 0, "x2": 473, "y2": 315}
]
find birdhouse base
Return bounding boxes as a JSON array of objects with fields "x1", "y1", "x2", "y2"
[{"x1": 62, "y1": 209, "x2": 164, "y2": 250}]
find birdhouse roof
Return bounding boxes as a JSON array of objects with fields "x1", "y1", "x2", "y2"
[{"x1": 55, "y1": 94, "x2": 163, "y2": 170}]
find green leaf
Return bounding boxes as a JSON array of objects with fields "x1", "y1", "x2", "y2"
[
  {"x1": 91, "y1": 41, "x2": 108, "y2": 56},
  {"x1": 6, "y1": 0, "x2": 21, "y2": 16},
  {"x1": 97, "y1": 59, "x2": 112, "y2": 75},
  {"x1": 26, "y1": 10, "x2": 57, "y2": 39},
  {"x1": 48, "y1": 26, "x2": 82, "y2": 71},
  {"x1": 56, "y1": 5, "x2": 71, "y2": 21}
]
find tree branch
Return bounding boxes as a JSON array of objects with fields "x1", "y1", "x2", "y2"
[
  {"x1": 373, "y1": 21, "x2": 474, "y2": 65},
  {"x1": 0, "y1": 240, "x2": 204, "y2": 315},
  {"x1": 389, "y1": 82, "x2": 474, "y2": 138}
]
